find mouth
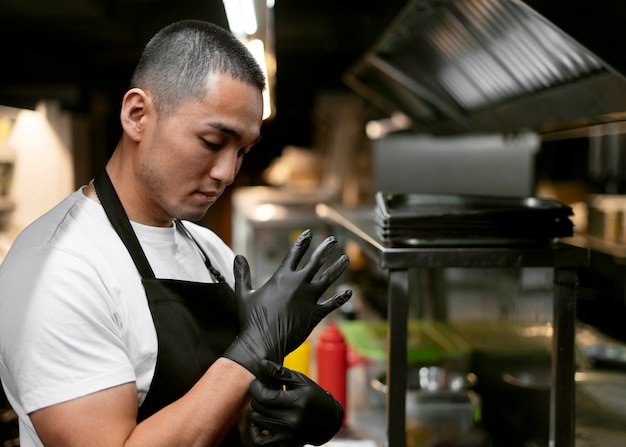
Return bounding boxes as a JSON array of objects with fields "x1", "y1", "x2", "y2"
[{"x1": 197, "y1": 190, "x2": 219, "y2": 205}]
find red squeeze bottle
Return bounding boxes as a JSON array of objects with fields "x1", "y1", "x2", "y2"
[{"x1": 316, "y1": 321, "x2": 348, "y2": 426}]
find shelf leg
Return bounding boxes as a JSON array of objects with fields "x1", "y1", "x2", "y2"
[
  {"x1": 551, "y1": 267, "x2": 578, "y2": 447},
  {"x1": 386, "y1": 269, "x2": 409, "y2": 447}
]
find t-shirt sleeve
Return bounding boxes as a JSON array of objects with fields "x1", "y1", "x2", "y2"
[{"x1": 0, "y1": 246, "x2": 137, "y2": 414}]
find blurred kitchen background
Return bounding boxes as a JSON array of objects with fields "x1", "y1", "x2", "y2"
[{"x1": 3, "y1": 1, "x2": 626, "y2": 446}]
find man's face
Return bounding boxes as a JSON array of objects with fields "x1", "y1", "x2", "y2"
[{"x1": 138, "y1": 74, "x2": 263, "y2": 225}]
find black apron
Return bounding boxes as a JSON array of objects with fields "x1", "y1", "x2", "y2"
[{"x1": 93, "y1": 170, "x2": 242, "y2": 446}]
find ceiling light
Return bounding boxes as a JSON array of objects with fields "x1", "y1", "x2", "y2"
[
  {"x1": 246, "y1": 39, "x2": 272, "y2": 120},
  {"x1": 223, "y1": 0, "x2": 257, "y2": 38}
]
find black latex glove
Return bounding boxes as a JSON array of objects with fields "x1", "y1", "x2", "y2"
[
  {"x1": 223, "y1": 229, "x2": 352, "y2": 377},
  {"x1": 248, "y1": 359, "x2": 344, "y2": 447}
]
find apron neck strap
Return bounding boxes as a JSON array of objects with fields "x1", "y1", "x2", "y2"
[
  {"x1": 175, "y1": 219, "x2": 227, "y2": 283},
  {"x1": 93, "y1": 168, "x2": 156, "y2": 279}
]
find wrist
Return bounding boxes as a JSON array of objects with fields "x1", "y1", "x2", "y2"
[
  {"x1": 222, "y1": 334, "x2": 272, "y2": 378},
  {"x1": 217, "y1": 356, "x2": 256, "y2": 382}
]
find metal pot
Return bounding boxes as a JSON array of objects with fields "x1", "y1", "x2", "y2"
[
  {"x1": 371, "y1": 366, "x2": 478, "y2": 395},
  {"x1": 372, "y1": 366, "x2": 482, "y2": 447}
]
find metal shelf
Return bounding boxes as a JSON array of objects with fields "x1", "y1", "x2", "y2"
[{"x1": 316, "y1": 204, "x2": 590, "y2": 447}]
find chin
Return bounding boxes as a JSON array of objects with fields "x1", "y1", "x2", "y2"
[{"x1": 168, "y1": 205, "x2": 209, "y2": 223}]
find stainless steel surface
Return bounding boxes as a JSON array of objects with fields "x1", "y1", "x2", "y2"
[
  {"x1": 316, "y1": 204, "x2": 588, "y2": 270},
  {"x1": 317, "y1": 203, "x2": 590, "y2": 447},
  {"x1": 575, "y1": 371, "x2": 626, "y2": 446},
  {"x1": 372, "y1": 133, "x2": 539, "y2": 199},
  {"x1": 344, "y1": 0, "x2": 626, "y2": 137}
]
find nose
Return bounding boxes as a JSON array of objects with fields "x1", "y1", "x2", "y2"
[{"x1": 209, "y1": 149, "x2": 239, "y2": 186}]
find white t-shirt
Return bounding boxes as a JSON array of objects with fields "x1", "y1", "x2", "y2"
[{"x1": 0, "y1": 187, "x2": 236, "y2": 447}]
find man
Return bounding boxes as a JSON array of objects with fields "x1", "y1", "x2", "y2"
[{"x1": 0, "y1": 20, "x2": 351, "y2": 447}]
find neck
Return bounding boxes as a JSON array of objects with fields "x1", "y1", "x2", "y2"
[{"x1": 104, "y1": 151, "x2": 173, "y2": 227}]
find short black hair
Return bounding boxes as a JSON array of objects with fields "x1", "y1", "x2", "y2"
[{"x1": 130, "y1": 20, "x2": 266, "y2": 117}]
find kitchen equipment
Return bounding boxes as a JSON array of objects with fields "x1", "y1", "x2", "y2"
[
  {"x1": 575, "y1": 370, "x2": 626, "y2": 421},
  {"x1": 497, "y1": 369, "x2": 626, "y2": 446},
  {"x1": 0, "y1": 161, "x2": 13, "y2": 197},
  {"x1": 500, "y1": 368, "x2": 551, "y2": 447},
  {"x1": 231, "y1": 186, "x2": 334, "y2": 284},
  {"x1": 344, "y1": 0, "x2": 626, "y2": 138},
  {"x1": 372, "y1": 366, "x2": 482, "y2": 447},
  {"x1": 586, "y1": 195, "x2": 626, "y2": 243},
  {"x1": 0, "y1": 198, "x2": 14, "y2": 232},
  {"x1": 375, "y1": 191, "x2": 574, "y2": 246},
  {"x1": 372, "y1": 366, "x2": 478, "y2": 395},
  {"x1": 372, "y1": 133, "x2": 539, "y2": 200}
]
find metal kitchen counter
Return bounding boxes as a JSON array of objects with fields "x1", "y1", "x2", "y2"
[{"x1": 316, "y1": 204, "x2": 590, "y2": 447}]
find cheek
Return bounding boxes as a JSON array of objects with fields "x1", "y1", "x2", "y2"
[{"x1": 160, "y1": 152, "x2": 206, "y2": 186}]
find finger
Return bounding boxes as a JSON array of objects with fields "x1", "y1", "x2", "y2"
[
  {"x1": 303, "y1": 290, "x2": 352, "y2": 332},
  {"x1": 249, "y1": 410, "x2": 290, "y2": 430},
  {"x1": 300, "y1": 236, "x2": 338, "y2": 281},
  {"x1": 250, "y1": 387, "x2": 295, "y2": 412},
  {"x1": 249, "y1": 422, "x2": 267, "y2": 446},
  {"x1": 278, "y1": 229, "x2": 312, "y2": 271},
  {"x1": 312, "y1": 254, "x2": 350, "y2": 290},
  {"x1": 249, "y1": 421, "x2": 290, "y2": 447},
  {"x1": 234, "y1": 255, "x2": 253, "y2": 293},
  {"x1": 249, "y1": 411, "x2": 293, "y2": 444},
  {"x1": 318, "y1": 289, "x2": 353, "y2": 313}
]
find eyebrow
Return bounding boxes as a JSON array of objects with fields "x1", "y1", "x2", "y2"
[{"x1": 206, "y1": 121, "x2": 262, "y2": 144}]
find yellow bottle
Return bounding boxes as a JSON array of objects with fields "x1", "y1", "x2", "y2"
[{"x1": 284, "y1": 338, "x2": 311, "y2": 375}]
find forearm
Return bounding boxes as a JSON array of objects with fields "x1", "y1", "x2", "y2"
[
  {"x1": 128, "y1": 358, "x2": 255, "y2": 447},
  {"x1": 31, "y1": 358, "x2": 255, "y2": 447}
]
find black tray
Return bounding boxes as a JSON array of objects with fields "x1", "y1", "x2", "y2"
[
  {"x1": 376, "y1": 192, "x2": 573, "y2": 222},
  {"x1": 375, "y1": 192, "x2": 574, "y2": 246}
]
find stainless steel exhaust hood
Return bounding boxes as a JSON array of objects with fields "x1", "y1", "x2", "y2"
[{"x1": 343, "y1": 0, "x2": 626, "y2": 138}]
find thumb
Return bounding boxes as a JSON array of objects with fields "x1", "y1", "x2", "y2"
[
  {"x1": 249, "y1": 377, "x2": 282, "y2": 403},
  {"x1": 234, "y1": 255, "x2": 253, "y2": 293},
  {"x1": 256, "y1": 359, "x2": 292, "y2": 387},
  {"x1": 259, "y1": 359, "x2": 313, "y2": 391}
]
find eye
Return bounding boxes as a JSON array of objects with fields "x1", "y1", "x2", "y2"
[
  {"x1": 201, "y1": 138, "x2": 221, "y2": 151},
  {"x1": 238, "y1": 147, "x2": 251, "y2": 157}
]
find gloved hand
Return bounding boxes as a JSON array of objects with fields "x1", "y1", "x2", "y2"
[
  {"x1": 248, "y1": 359, "x2": 344, "y2": 447},
  {"x1": 223, "y1": 229, "x2": 351, "y2": 377}
]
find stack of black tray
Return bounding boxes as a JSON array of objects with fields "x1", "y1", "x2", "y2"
[{"x1": 375, "y1": 192, "x2": 574, "y2": 247}]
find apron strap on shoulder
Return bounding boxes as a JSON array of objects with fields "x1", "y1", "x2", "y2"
[{"x1": 93, "y1": 168, "x2": 156, "y2": 279}]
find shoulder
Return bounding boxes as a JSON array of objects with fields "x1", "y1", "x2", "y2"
[
  {"x1": 2, "y1": 189, "x2": 132, "y2": 278},
  {"x1": 0, "y1": 189, "x2": 145, "y2": 337},
  {"x1": 0, "y1": 188, "x2": 140, "y2": 320}
]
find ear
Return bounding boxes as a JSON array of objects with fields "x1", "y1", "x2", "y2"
[{"x1": 120, "y1": 88, "x2": 153, "y2": 142}]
